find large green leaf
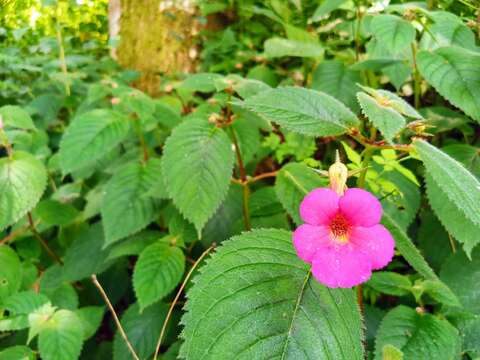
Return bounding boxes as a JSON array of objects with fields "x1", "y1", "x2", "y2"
[
  {"x1": 417, "y1": 46, "x2": 480, "y2": 122},
  {"x1": 113, "y1": 302, "x2": 168, "y2": 360},
  {"x1": 312, "y1": 60, "x2": 361, "y2": 112},
  {"x1": 441, "y1": 248, "x2": 480, "y2": 315},
  {"x1": 0, "y1": 246, "x2": 22, "y2": 304},
  {"x1": 240, "y1": 87, "x2": 359, "y2": 137},
  {"x1": 414, "y1": 140, "x2": 480, "y2": 227},
  {"x1": 0, "y1": 151, "x2": 46, "y2": 230},
  {"x1": 180, "y1": 229, "x2": 364, "y2": 359},
  {"x1": 0, "y1": 346, "x2": 35, "y2": 360},
  {"x1": 442, "y1": 144, "x2": 480, "y2": 179},
  {"x1": 370, "y1": 15, "x2": 416, "y2": 53},
  {"x1": 38, "y1": 310, "x2": 84, "y2": 360},
  {"x1": 162, "y1": 118, "x2": 234, "y2": 234},
  {"x1": 133, "y1": 242, "x2": 185, "y2": 310},
  {"x1": 101, "y1": 159, "x2": 163, "y2": 246},
  {"x1": 0, "y1": 105, "x2": 35, "y2": 130},
  {"x1": 374, "y1": 305, "x2": 460, "y2": 360},
  {"x1": 275, "y1": 162, "x2": 327, "y2": 225},
  {"x1": 264, "y1": 38, "x2": 324, "y2": 58},
  {"x1": 59, "y1": 109, "x2": 130, "y2": 173}
]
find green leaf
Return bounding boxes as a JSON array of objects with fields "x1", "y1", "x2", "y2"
[
  {"x1": 374, "y1": 306, "x2": 460, "y2": 360},
  {"x1": 382, "y1": 344, "x2": 404, "y2": 360},
  {"x1": 180, "y1": 73, "x2": 224, "y2": 93},
  {"x1": 34, "y1": 199, "x2": 79, "y2": 227},
  {"x1": 370, "y1": 15, "x2": 416, "y2": 53},
  {"x1": 162, "y1": 118, "x2": 234, "y2": 234},
  {"x1": 417, "y1": 46, "x2": 480, "y2": 122},
  {"x1": 442, "y1": 144, "x2": 480, "y2": 179},
  {"x1": 133, "y1": 242, "x2": 185, "y2": 310},
  {"x1": 311, "y1": 0, "x2": 347, "y2": 21},
  {"x1": 0, "y1": 346, "x2": 35, "y2": 360},
  {"x1": 74, "y1": 306, "x2": 104, "y2": 340},
  {"x1": 59, "y1": 109, "x2": 131, "y2": 173},
  {"x1": 101, "y1": 159, "x2": 163, "y2": 246},
  {"x1": 441, "y1": 248, "x2": 480, "y2": 315},
  {"x1": 0, "y1": 151, "x2": 47, "y2": 230},
  {"x1": 420, "y1": 280, "x2": 462, "y2": 307},
  {"x1": 426, "y1": 174, "x2": 480, "y2": 256},
  {"x1": 264, "y1": 38, "x2": 324, "y2": 58},
  {"x1": 275, "y1": 163, "x2": 327, "y2": 225},
  {"x1": 414, "y1": 140, "x2": 480, "y2": 227},
  {"x1": 312, "y1": 60, "x2": 361, "y2": 112},
  {"x1": 113, "y1": 302, "x2": 168, "y2": 360},
  {"x1": 0, "y1": 105, "x2": 35, "y2": 130},
  {"x1": 0, "y1": 246, "x2": 22, "y2": 304},
  {"x1": 38, "y1": 309, "x2": 84, "y2": 360},
  {"x1": 5, "y1": 290, "x2": 49, "y2": 315},
  {"x1": 240, "y1": 87, "x2": 359, "y2": 137},
  {"x1": 367, "y1": 272, "x2": 412, "y2": 297},
  {"x1": 180, "y1": 229, "x2": 364, "y2": 359}
]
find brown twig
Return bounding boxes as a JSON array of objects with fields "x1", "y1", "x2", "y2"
[
  {"x1": 27, "y1": 212, "x2": 63, "y2": 265},
  {"x1": 153, "y1": 245, "x2": 215, "y2": 360},
  {"x1": 349, "y1": 129, "x2": 414, "y2": 152},
  {"x1": 91, "y1": 274, "x2": 140, "y2": 360}
]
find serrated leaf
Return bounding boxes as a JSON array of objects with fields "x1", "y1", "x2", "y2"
[
  {"x1": 180, "y1": 229, "x2": 364, "y2": 359},
  {"x1": 5, "y1": 290, "x2": 49, "y2": 315},
  {"x1": 0, "y1": 245, "x2": 22, "y2": 304},
  {"x1": 442, "y1": 144, "x2": 480, "y2": 179},
  {"x1": 417, "y1": 46, "x2": 480, "y2": 122},
  {"x1": 374, "y1": 306, "x2": 460, "y2": 360},
  {"x1": 162, "y1": 118, "x2": 234, "y2": 234},
  {"x1": 102, "y1": 159, "x2": 163, "y2": 245},
  {"x1": 74, "y1": 306, "x2": 104, "y2": 340},
  {"x1": 367, "y1": 272, "x2": 411, "y2": 297},
  {"x1": 0, "y1": 151, "x2": 47, "y2": 230},
  {"x1": 370, "y1": 15, "x2": 416, "y2": 53},
  {"x1": 59, "y1": 109, "x2": 130, "y2": 173},
  {"x1": 264, "y1": 38, "x2": 324, "y2": 58},
  {"x1": 357, "y1": 93, "x2": 406, "y2": 143},
  {"x1": 106, "y1": 230, "x2": 161, "y2": 261},
  {"x1": 38, "y1": 309, "x2": 84, "y2": 360},
  {"x1": 414, "y1": 140, "x2": 480, "y2": 227},
  {"x1": 441, "y1": 248, "x2": 480, "y2": 315},
  {"x1": 0, "y1": 105, "x2": 35, "y2": 130},
  {"x1": 426, "y1": 174, "x2": 480, "y2": 256},
  {"x1": 275, "y1": 163, "x2": 327, "y2": 225},
  {"x1": 421, "y1": 280, "x2": 461, "y2": 307},
  {"x1": 34, "y1": 199, "x2": 79, "y2": 227},
  {"x1": 312, "y1": 60, "x2": 361, "y2": 112},
  {"x1": 113, "y1": 302, "x2": 168, "y2": 360},
  {"x1": 133, "y1": 242, "x2": 185, "y2": 310},
  {"x1": 240, "y1": 87, "x2": 359, "y2": 137}
]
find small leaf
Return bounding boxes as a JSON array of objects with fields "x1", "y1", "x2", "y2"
[
  {"x1": 162, "y1": 118, "x2": 234, "y2": 234},
  {"x1": 133, "y1": 242, "x2": 185, "y2": 310},
  {"x1": 374, "y1": 306, "x2": 460, "y2": 360},
  {"x1": 0, "y1": 346, "x2": 35, "y2": 360},
  {"x1": 414, "y1": 140, "x2": 480, "y2": 227},
  {"x1": 417, "y1": 46, "x2": 480, "y2": 122},
  {"x1": 38, "y1": 309, "x2": 84, "y2": 360},
  {"x1": 0, "y1": 246, "x2": 22, "y2": 304},
  {"x1": 74, "y1": 306, "x2": 104, "y2": 340},
  {"x1": 382, "y1": 344, "x2": 404, "y2": 360},
  {"x1": 275, "y1": 162, "x2": 327, "y2": 225},
  {"x1": 4, "y1": 290, "x2": 49, "y2": 315},
  {"x1": 264, "y1": 38, "x2": 324, "y2": 58},
  {"x1": 180, "y1": 73, "x2": 224, "y2": 93},
  {"x1": 370, "y1": 15, "x2": 416, "y2": 53},
  {"x1": 59, "y1": 109, "x2": 131, "y2": 173},
  {"x1": 34, "y1": 199, "x2": 79, "y2": 227},
  {"x1": 0, "y1": 151, "x2": 47, "y2": 230},
  {"x1": 240, "y1": 87, "x2": 359, "y2": 137},
  {"x1": 0, "y1": 105, "x2": 35, "y2": 130},
  {"x1": 180, "y1": 229, "x2": 364, "y2": 359},
  {"x1": 367, "y1": 272, "x2": 411, "y2": 297},
  {"x1": 102, "y1": 159, "x2": 163, "y2": 245}
]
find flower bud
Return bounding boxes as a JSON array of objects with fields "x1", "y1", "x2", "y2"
[{"x1": 328, "y1": 153, "x2": 348, "y2": 195}]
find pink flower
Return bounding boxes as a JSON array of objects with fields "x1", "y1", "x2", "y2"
[{"x1": 293, "y1": 187, "x2": 395, "y2": 288}]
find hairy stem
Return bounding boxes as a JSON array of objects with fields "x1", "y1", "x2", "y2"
[
  {"x1": 91, "y1": 274, "x2": 140, "y2": 360},
  {"x1": 153, "y1": 245, "x2": 215, "y2": 360}
]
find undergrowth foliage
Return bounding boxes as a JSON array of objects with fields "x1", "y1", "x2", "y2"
[{"x1": 0, "y1": 0, "x2": 479, "y2": 359}]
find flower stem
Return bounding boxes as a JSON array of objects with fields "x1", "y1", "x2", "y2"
[
  {"x1": 411, "y1": 43, "x2": 421, "y2": 109},
  {"x1": 356, "y1": 148, "x2": 374, "y2": 188},
  {"x1": 153, "y1": 245, "x2": 215, "y2": 360}
]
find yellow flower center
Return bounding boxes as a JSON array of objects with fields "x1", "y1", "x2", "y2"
[{"x1": 329, "y1": 214, "x2": 350, "y2": 243}]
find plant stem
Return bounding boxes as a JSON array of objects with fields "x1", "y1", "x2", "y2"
[
  {"x1": 354, "y1": 1, "x2": 362, "y2": 61},
  {"x1": 356, "y1": 284, "x2": 364, "y2": 311},
  {"x1": 133, "y1": 116, "x2": 149, "y2": 162},
  {"x1": 91, "y1": 274, "x2": 140, "y2": 360},
  {"x1": 411, "y1": 43, "x2": 421, "y2": 109},
  {"x1": 27, "y1": 212, "x2": 63, "y2": 265},
  {"x1": 153, "y1": 245, "x2": 215, "y2": 360},
  {"x1": 348, "y1": 130, "x2": 413, "y2": 152},
  {"x1": 55, "y1": 23, "x2": 70, "y2": 96},
  {"x1": 228, "y1": 127, "x2": 251, "y2": 231}
]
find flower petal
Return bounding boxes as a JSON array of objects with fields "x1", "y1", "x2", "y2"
[
  {"x1": 311, "y1": 244, "x2": 372, "y2": 288},
  {"x1": 350, "y1": 224, "x2": 395, "y2": 270},
  {"x1": 299, "y1": 188, "x2": 340, "y2": 226},
  {"x1": 339, "y1": 188, "x2": 382, "y2": 227},
  {"x1": 292, "y1": 224, "x2": 330, "y2": 263}
]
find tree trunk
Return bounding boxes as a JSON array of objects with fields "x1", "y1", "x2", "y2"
[{"x1": 109, "y1": 0, "x2": 198, "y2": 95}]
